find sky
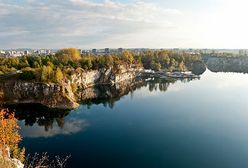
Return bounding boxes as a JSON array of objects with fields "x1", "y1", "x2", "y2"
[{"x1": 0, "y1": 0, "x2": 248, "y2": 49}]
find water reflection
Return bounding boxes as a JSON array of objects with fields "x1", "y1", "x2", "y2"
[
  {"x1": 20, "y1": 119, "x2": 89, "y2": 138},
  {"x1": 8, "y1": 104, "x2": 70, "y2": 130},
  {"x1": 17, "y1": 71, "x2": 248, "y2": 168},
  {"x1": 5, "y1": 104, "x2": 90, "y2": 138},
  {"x1": 206, "y1": 56, "x2": 248, "y2": 73},
  {"x1": 80, "y1": 78, "x2": 198, "y2": 109},
  {"x1": 6, "y1": 77, "x2": 198, "y2": 138}
]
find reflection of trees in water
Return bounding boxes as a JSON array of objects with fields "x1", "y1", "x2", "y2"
[
  {"x1": 6, "y1": 104, "x2": 70, "y2": 131},
  {"x1": 80, "y1": 80, "x2": 145, "y2": 109},
  {"x1": 4, "y1": 77, "x2": 199, "y2": 130},
  {"x1": 146, "y1": 79, "x2": 173, "y2": 92},
  {"x1": 82, "y1": 78, "x2": 198, "y2": 109},
  {"x1": 205, "y1": 57, "x2": 248, "y2": 73}
]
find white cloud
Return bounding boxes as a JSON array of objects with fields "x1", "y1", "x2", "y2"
[
  {"x1": 20, "y1": 119, "x2": 90, "y2": 138},
  {"x1": 2, "y1": 0, "x2": 248, "y2": 48},
  {"x1": 0, "y1": 0, "x2": 181, "y2": 48}
]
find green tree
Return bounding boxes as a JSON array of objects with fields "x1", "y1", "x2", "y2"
[
  {"x1": 41, "y1": 66, "x2": 48, "y2": 82},
  {"x1": 20, "y1": 67, "x2": 36, "y2": 80},
  {"x1": 41, "y1": 65, "x2": 53, "y2": 82}
]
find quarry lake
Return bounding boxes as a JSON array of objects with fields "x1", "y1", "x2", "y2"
[{"x1": 17, "y1": 70, "x2": 248, "y2": 168}]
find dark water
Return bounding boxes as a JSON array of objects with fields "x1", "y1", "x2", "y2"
[{"x1": 18, "y1": 70, "x2": 248, "y2": 168}]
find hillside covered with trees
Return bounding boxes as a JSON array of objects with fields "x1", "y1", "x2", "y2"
[{"x1": 0, "y1": 48, "x2": 202, "y2": 83}]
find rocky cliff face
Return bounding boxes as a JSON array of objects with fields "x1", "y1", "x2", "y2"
[
  {"x1": 69, "y1": 65, "x2": 143, "y2": 89},
  {"x1": 0, "y1": 65, "x2": 143, "y2": 109},
  {"x1": 0, "y1": 79, "x2": 79, "y2": 109}
]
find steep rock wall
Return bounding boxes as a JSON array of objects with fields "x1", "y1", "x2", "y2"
[
  {"x1": 69, "y1": 65, "x2": 143, "y2": 88},
  {"x1": 0, "y1": 65, "x2": 143, "y2": 109},
  {"x1": 0, "y1": 80, "x2": 79, "y2": 109}
]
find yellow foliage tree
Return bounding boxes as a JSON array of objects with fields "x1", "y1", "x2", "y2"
[
  {"x1": 55, "y1": 67, "x2": 64, "y2": 83},
  {"x1": 0, "y1": 109, "x2": 25, "y2": 162},
  {"x1": 56, "y1": 48, "x2": 81, "y2": 64},
  {"x1": 41, "y1": 65, "x2": 53, "y2": 82},
  {"x1": 121, "y1": 51, "x2": 134, "y2": 64}
]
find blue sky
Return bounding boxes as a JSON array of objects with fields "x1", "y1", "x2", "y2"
[{"x1": 0, "y1": 0, "x2": 247, "y2": 49}]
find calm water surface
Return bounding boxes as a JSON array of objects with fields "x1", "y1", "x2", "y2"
[{"x1": 19, "y1": 70, "x2": 248, "y2": 168}]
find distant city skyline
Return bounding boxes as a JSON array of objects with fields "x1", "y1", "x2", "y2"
[{"x1": 1, "y1": 0, "x2": 248, "y2": 49}]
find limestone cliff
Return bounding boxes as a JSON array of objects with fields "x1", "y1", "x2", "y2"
[
  {"x1": 0, "y1": 79, "x2": 79, "y2": 109},
  {"x1": 0, "y1": 65, "x2": 143, "y2": 109},
  {"x1": 69, "y1": 65, "x2": 143, "y2": 89}
]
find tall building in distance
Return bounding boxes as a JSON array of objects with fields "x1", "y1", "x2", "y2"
[
  {"x1": 118, "y1": 48, "x2": 123, "y2": 53},
  {"x1": 92, "y1": 49, "x2": 97, "y2": 55},
  {"x1": 105, "y1": 48, "x2": 110, "y2": 54},
  {"x1": 24, "y1": 50, "x2": 29, "y2": 55}
]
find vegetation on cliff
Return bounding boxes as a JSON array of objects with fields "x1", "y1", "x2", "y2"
[{"x1": 0, "y1": 48, "x2": 202, "y2": 83}]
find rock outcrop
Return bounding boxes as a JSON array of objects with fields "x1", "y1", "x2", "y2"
[
  {"x1": 0, "y1": 148, "x2": 23, "y2": 168},
  {"x1": 0, "y1": 80, "x2": 79, "y2": 109},
  {"x1": 69, "y1": 65, "x2": 143, "y2": 89},
  {"x1": 0, "y1": 65, "x2": 143, "y2": 109}
]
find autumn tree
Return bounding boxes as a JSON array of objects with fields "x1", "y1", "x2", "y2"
[
  {"x1": 55, "y1": 67, "x2": 64, "y2": 83},
  {"x1": 56, "y1": 48, "x2": 81, "y2": 64},
  {"x1": 151, "y1": 61, "x2": 161, "y2": 71},
  {"x1": 178, "y1": 61, "x2": 187, "y2": 71},
  {"x1": 0, "y1": 109, "x2": 25, "y2": 162},
  {"x1": 80, "y1": 57, "x2": 93, "y2": 70},
  {"x1": 41, "y1": 65, "x2": 53, "y2": 82},
  {"x1": 121, "y1": 51, "x2": 134, "y2": 64}
]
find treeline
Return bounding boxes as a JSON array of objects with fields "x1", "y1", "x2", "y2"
[
  {"x1": 0, "y1": 48, "x2": 201, "y2": 83},
  {"x1": 138, "y1": 50, "x2": 201, "y2": 71}
]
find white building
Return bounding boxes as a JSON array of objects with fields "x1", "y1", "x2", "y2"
[{"x1": 0, "y1": 50, "x2": 5, "y2": 54}]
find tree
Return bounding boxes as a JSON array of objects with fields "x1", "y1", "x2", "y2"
[
  {"x1": 41, "y1": 65, "x2": 53, "y2": 82},
  {"x1": 41, "y1": 66, "x2": 48, "y2": 82},
  {"x1": 20, "y1": 67, "x2": 36, "y2": 81},
  {"x1": 56, "y1": 48, "x2": 81, "y2": 64},
  {"x1": 0, "y1": 109, "x2": 25, "y2": 162},
  {"x1": 151, "y1": 61, "x2": 161, "y2": 71},
  {"x1": 55, "y1": 67, "x2": 64, "y2": 83},
  {"x1": 80, "y1": 57, "x2": 93, "y2": 70},
  {"x1": 121, "y1": 51, "x2": 134, "y2": 64},
  {"x1": 105, "y1": 55, "x2": 114, "y2": 67},
  {"x1": 178, "y1": 61, "x2": 186, "y2": 71}
]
